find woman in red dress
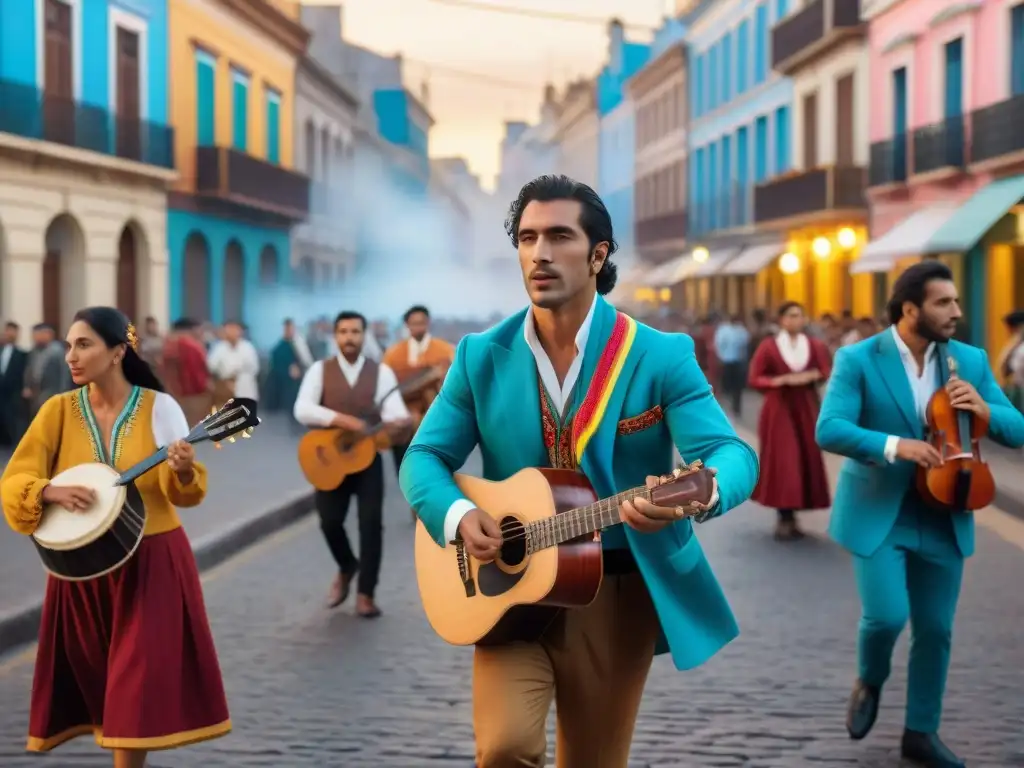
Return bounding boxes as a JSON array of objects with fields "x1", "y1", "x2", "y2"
[{"x1": 748, "y1": 301, "x2": 832, "y2": 540}]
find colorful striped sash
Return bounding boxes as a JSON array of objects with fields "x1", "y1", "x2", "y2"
[{"x1": 571, "y1": 312, "x2": 638, "y2": 463}]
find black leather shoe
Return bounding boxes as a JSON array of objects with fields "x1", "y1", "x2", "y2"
[
  {"x1": 845, "y1": 679, "x2": 880, "y2": 740},
  {"x1": 901, "y1": 730, "x2": 966, "y2": 767}
]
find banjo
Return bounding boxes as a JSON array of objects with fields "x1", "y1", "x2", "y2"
[{"x1": 32, "y1": 397, "x2": 261, "y2": 581}]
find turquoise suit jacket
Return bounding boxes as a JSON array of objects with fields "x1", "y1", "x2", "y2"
[
  {"x1": 399, "y1": 297, "x2": 759, "y2": 671},
  {"x1": 815, "y1": 330, "x2": 1024, "y2": 559}
]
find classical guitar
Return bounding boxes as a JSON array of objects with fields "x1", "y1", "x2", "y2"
[
  {"x1": 297, "y1": 367, "x2": 441, "y2": 491},
  {"x1": 414, "y1": 462, "x2": 715, "y2": 646}
]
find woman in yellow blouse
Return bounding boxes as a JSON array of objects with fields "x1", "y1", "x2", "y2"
[{"x1": 1, "y1": 307, "x2": 230, "y2": 768}]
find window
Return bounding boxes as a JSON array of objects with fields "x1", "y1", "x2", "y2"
[
  {"x1": 1013, "y1": 3, "x2": 1024, "y2": 96},
  {"x1": 775, "y1": 0, "x2": 789, "y2": 19},
  {"x1": 693, "y1": 147, "x2": 705, "y2": 231},
  {"x1": 736, "y1": 125, "x2": 749, "y2": 192},
  {"x1": 721, "y1": 32, "x2": 732, "y2": 104},
  {"x1": 737, "y1": 20, "x2": 750, "y2": 94},
  {"x1": 754, "y1": 4, "x2": 768, "y2": 85},
  {"x1": 708, "y1": 44, "x2": 718, "y2": 111},
  {"x1": 802, "y1": 90, "x2": 818, "y2": 168},
  {"x1": 836, "y1": 73, "x2": 854, "y2": 166},
  {"x1": 708, "y1": 142, "x2": 719, "y2": 228},
  {"x1": 720, "y1": 134, "x2": 732, "y2": 225},
  {"x1": 892, "y1": 67, "x2": 908, "y2": 176},
  {"x1": 754, "y1": 115, "x2": 768, "y2": 181},
  {"x1": 265, "y1": 88, "x2": 281, "y2": 164},
  {"x1": 694, "y1": 54, "x2": 705, "y2": 116},
  {"x1": 231, "y1": 67, "x2": 249, "y2": 152},
  {"x1": 944, "y1": 37, "x2": 963, "y2": 118},
  {"x1": 775, "y1": 105, "x2": 790, "y2": 173},
  {"x1": 195, "y1": 50, "x2": 216, "y2": 146}
]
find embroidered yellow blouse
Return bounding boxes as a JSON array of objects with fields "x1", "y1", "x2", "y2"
[{"x1": 1, "y1": 387, "x2": 208, "y2": 537}]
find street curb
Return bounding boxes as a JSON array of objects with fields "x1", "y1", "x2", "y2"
[{"x1": 0, "y1": 491, "x2": 315, "y2": 656}]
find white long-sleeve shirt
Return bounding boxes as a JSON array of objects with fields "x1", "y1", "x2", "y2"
[
  {"x1": 206, "y1": 339, "x2": 261, "y2": 400},
  {"x1": 293, "y1": 354, "x2": 409, "y2": 427}
]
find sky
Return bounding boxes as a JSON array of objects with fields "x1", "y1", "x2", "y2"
[{"x1": 303, "y1": 0, "x2": 669, "y2": 190}]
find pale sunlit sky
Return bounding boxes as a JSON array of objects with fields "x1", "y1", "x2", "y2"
[{"x1": 303, "y1": 0, "x2": 669, "y2": 190}]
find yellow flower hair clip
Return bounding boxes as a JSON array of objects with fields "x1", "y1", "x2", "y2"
[{"x1": 125, "y1": 322, "x2": 139, "y2": 352}]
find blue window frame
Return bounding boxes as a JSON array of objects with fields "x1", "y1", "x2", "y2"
[
  {"x1": 708, "y1": 44, "x2": 719, "y2": 111},
  {"x1": 265, "y1": 88, "x2": 281, "y2": 164},
  {"x1": 1013, "y1": 4, "x2": 1024, "y2": 95},
  {"x1": 694, "y1": 54, "x2": 705, "y2": 117},
  {"x1": 693, "y1": 147, "x2": 706, "y2": 233},
  {"x1": 737, "y1": 125, "x2": 749, "y2": 223},
  {"x1": 774, "y1": 105, "x2": 790, "y2": 174},
  {"x1": 944, "y1": 37, "x2": 963, "y2": 118},
  {"x1": 708, "y1": 142, "x2": 719, "y2": 229},
  {"x1": 195, "y1": 50, "x2": 216, "y2": 146},
  {"x1": 776, "y1": 0, "x2": 789, "y2": 19},
  {"x1": 754, "y1": 115, "x2": 768, "y2": 182},
  {"x1": 754, "y1": 4, "x2": 768, "y2": 84},
  {"x1": 231, "y1": 68, "x2": 249, "y2": 152},
  {"x1": 721, "y1": 32, "x2": 732, "y2": 104},
  {"x1": 720, "y1": 135, "x2": 732, "y2": 226},
  {"x1": 736, "y1": 20, "x2": 749, "y2": 94}
]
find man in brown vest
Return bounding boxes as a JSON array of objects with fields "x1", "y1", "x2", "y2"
[{"x1": 293, "y1": 311, "x2": 411, "y2": 618}]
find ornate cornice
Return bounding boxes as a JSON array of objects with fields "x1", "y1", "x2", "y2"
[{"x1": 215, "y1": 0, "x2": 310, "y2": 58}]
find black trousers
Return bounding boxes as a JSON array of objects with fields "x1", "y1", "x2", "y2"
[
  {"x1": 391, "y1": 442, "x2": 408, "y2": 479},
  {"x1": 315, "y1": 454, "x2": 385, "y2": 598},
  {"x1": 720, "y1": 360, "x2": 746, "y2": 416}
]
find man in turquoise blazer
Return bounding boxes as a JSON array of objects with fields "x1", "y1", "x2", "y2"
[
  {"x1": 400, "y1": 175, "x2": 758, "y2": 768},
  {"x1": 816, "y1": 261, "x2": 1024, "y2": 768}
]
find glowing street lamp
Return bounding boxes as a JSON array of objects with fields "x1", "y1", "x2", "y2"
[
  {"x1": 837, "y1": 227, "x2": 857, "y2": 249},
  {"x1": 779, "y1": 252, "x2": 800, "y2": 275},
  {"x1": 812, "y1": 236, "x2": 832, "y2": 259},
  {"x1": 692, "y1": 246, "x2": 710, "y2": 263}
]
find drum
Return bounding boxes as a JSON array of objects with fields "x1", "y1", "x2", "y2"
[{"x1": 32, "y1": 463, "x2": 146, "y2": 581}]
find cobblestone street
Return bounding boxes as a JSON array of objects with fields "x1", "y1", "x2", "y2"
[{"x1": 0, "y1": 452, "x2": 1022, "y2": 767}]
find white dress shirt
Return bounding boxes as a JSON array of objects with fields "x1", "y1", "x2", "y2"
[
  {"x1": 293, "y1": 353, "x2": 409, "y2": 428},
  {"x1": 206, "y1": 339, "x2": 261, "y2": 400},
  {"x1": 407, "y1": 333, "x2": 433, "y2": 366},
  {"x1": 441, "y1": 296, "x2": 719, "y2": 544},
  {"x1": 151, "y1": 391, "x2": 193, "y2": 446},
  {"x1": 883, "y1": 325, "x2": 939, "y2": 463}
]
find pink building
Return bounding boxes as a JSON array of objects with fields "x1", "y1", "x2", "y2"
[{"x1": 857, "y1": 0, "x2": 1024, "y2": 361}]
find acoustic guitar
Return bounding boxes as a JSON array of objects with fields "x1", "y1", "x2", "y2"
[
  {"x1": 297, "y1": 367, "x2": 442, "y2": 491},
  {"x1": 414, "y1": 461, "x2": 715, "y2": 646}
]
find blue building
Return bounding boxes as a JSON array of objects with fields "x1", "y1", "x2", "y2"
[
  {"x1": 684, "y1": 0, "x2": 795, "y2": 314},
  {"x1": 596, "y1": 20, "x2": 650, "y2": 261},
  {"x1": 0, "y1": 0, "x2": 176, "y2": 332}
]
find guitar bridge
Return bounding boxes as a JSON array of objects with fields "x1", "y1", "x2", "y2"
[{"x1": 453, "y1": 537, "x2": 476, "y2": 598}]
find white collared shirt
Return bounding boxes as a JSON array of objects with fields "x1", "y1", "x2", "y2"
[
  {"x1": 293, "y1": 353, "x2": 409, "y2": 428},
  {"x1": 408, "y1": 333, "x2": 433, "y2": 367},
  {"x1": 883, "y1": 325, "x2": 939, "y2": 463}
]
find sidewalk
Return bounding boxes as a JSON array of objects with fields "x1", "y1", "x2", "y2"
[
  {"x1": 724, "y1": 389, "x2": 1024, "y2": 519},
  {"x1": 0, "y1": 412, "x2": 315, "y2": 653}
]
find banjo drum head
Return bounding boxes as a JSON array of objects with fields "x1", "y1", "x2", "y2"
[{"x1": 33, "y1": 463, "x2": 127, "y2": 551}]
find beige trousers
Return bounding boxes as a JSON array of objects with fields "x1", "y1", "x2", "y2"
[{"x1": 473, "y1": 573, "x2": 659, "y2": 768}]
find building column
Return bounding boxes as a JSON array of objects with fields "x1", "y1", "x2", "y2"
[{"x1": 2, "y1": 253, "x2": 44, "y2": 337}]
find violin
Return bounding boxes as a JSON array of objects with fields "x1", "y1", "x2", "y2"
[{"x1": 915, "y1": 356, "x2": 995, "y2": 511}]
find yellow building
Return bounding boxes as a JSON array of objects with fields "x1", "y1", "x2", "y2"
[{"x1": 167, "y1": 0, "x2": 310, "y2": 333}]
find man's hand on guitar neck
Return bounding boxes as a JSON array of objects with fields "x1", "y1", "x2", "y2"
[
  {"x1": 456, "y1": 508, "x2": 503, "y2": 563},
  {"x1": 620, "y1": 469, "x2": 718, "y2": 533},
  {"x1": 330, "y1": 412, "x2": 367, "y2": 432}
]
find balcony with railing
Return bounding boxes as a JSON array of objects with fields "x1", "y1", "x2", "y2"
[
  {"x1": 689, "y1": 185, "x2": 751, "y2": 239},
  {"x1": 195, "y1": 146, "x2": 310, "y2": 221},
  {"x1": 0, "y1": 78, "x2": 173, "y2": 169},
  {"x1": 635, "y1": 210, "x2": 687, "y2": 246},
  {"x1": 753, "y1": 166, "x2": 866, "y2": 224},
  {"x1": 869, "y1": 136, "x2": 908, "y2": 186},
  {"x1": 912, "y1": 117, "x2": 966, "y2": 176},
  {"x1": 771, "y1": 0, "x2": 864, "y2": 75},
  {"x1": 970, "y1": 94, "x2": 1024, "y2": 167}
]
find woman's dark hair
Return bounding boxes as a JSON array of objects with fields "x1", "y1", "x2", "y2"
[
  {"x1": 504, "y1": 174, "x2": 619, "y2": 295},
  {"x1": 886, "y1": 260, "x2": 954, "y2": 325},
  {"x1": 73, "y1": 307, "x2": 165, "y2": 392},
  {"x1": 777, "y1": 300, "x2": 804, "y2": 318}
]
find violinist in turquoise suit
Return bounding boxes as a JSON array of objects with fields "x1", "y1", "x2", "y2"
[
  {"x1": 399, "y1": 175, "x2": 758, "y2": 768},
  {"x1": 816, "y1": 261, "x2": 1024, "y2": 768}
]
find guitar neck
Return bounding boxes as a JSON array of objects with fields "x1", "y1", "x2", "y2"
[
  {"x1": 114, "y1": 433, "x2": 211, "y2": 487},
  {"x1": 525, "y1": 485, "x2": 652, "y2": 553}
]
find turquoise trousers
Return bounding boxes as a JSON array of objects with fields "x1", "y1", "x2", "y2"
[{"x1": 853, "y1": 501, "x2": 964, "y2": 733}]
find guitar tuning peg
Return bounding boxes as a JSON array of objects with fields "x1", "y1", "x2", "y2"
[
  {"x1": 246, "y1": 426, "x2": 255, "y2": 435},
  {"x1": 227, "y1": 436, "x2": 236, "y2": 444}
]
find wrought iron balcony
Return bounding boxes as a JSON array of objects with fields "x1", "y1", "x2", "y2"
[
  {"x1": 195, "y1": 146, "x2": 310, "y2": 221},
  {"x1": 868, "y1": 136, "x2": 908, "y2": 186},
  {"x1": 771, "y1": 0, "x2": 864, "y2": 75},
  {"x1": 970, "y1": 95, "x2": 1024, "y2": 166},
  {"x1": 689, "y1": 185, "x2": 751, "y2": 238},
  {"x1": 635, "y1": 211, "x2": 687, "y2": 246},
  {"x1": 912, "y1": 117, "x2": 966, "y2": 176},
  {"x1": 753, "y1": 166, "x2": 866, "y2": 224},
  {"x1": 0, "y1": 77, "x2": 173, "y2": 168}
]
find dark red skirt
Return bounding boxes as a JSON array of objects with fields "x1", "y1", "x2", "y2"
[{"x1": 27, "y1": 526, "x2": 231, "y2": 752}]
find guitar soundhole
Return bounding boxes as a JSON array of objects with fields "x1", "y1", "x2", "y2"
[{"x1": 498, "y1": 516, "x2": 526, "y2": 567}]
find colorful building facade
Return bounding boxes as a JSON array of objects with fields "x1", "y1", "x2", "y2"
[
  {"x1": 596, "y1": 20, "x2": 651, "y2": 265},
  {"x1": 861, "y1": 0, "x2": 1024, "y2": 361},
  {"x1": 679, "y1": 0, "x2": 795, "y2": 317},
  {"x1": 753, "y1": 0, "x2": 875, "y2": 320},
  {"x1": 166, "y1": 0, "x2": 310, "y2": 338},
  {"x1": 0, "y1": 0, "x2": 175, "y2": 333}
]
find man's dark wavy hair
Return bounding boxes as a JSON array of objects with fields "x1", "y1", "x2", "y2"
[{"x1": 504, "y1": 174, "x2": 618, "y2": 295}]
